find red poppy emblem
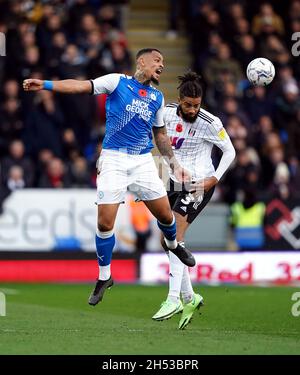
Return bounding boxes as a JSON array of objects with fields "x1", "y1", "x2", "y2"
[
  {"x1": 138, "y1": 89, "x2": 147, "y2": 97},
  {"x1": 176, "y1": 123, "x2": 183, "y2": 132}
]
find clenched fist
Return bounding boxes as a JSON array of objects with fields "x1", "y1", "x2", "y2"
[{"x1": 23, "y1": 79, "x2": 44, "y2": 91}]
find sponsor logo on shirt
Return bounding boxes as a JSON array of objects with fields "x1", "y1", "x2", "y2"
[
  {"x1": 126, "y1": 99, "x2": 153, "y2": 121},
  {"x1": 170, "y1": 136, "x2": 185, "y2": 149}
]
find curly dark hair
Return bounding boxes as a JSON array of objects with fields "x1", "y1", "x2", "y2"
[{"x1": 177, "y1": 71, "x2": 203, "y2": 99}]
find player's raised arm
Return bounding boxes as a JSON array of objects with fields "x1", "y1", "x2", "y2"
[{"x1": 23, "y1": 78, "x2": 92, "y2": 94}]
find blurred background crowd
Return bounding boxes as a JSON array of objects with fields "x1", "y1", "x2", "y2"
[{"x1": 0, "y1": 0, "x2": 299, "y2": 210}]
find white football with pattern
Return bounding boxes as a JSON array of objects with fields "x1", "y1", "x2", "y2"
[{"x1": 246, "y1": 58, "x2": 275, "y2": 86}]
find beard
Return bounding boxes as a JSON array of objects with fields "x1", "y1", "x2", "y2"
[
  {"x1": 150, "y1": 75, "x2": 159, "y2": 85},
  {"x1": 178, "y1": 105, "x2": 199, "y2": 123}
]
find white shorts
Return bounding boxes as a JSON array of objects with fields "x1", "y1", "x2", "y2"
[{"x1": 96, "y1": 150, "x2": 167, "y2": 204}]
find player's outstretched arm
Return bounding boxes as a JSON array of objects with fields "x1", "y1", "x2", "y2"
[
  {"x1": 153, "y1": 126, "x2": 191, "y2": 183},
  {"x1": 23, "y1": 79, "x2": 92, "y2": 94}
]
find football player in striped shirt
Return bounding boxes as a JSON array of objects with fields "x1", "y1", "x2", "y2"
[{"x1": 152, "y1": 71, "x2": 236, "y2": 329}]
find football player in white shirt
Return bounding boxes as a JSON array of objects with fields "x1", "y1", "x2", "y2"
[{"x1": 152, "y1": 71, "x2": 236, "y2": 329}]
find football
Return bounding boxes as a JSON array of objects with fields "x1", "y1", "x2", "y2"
[{"x1": 246, "y1": 57, "x2": 275, "y2": 86}]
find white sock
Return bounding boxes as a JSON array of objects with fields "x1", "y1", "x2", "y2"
[
  {"x1": 167, "y1": 251, "x2": 184, "y2": 303},
  {"x1": 181, "y1": 265, "x2": 194, "y2": 304},
  {"x1": 98, "y1": 265, "x2": 111, "y2": 280},
  {"x1": 164, "y1": 238, "x2": 178, "y2": 250}
]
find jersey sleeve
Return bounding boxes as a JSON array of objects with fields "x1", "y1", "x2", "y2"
[
  {"x1": 90, "y1": 73, "x2": 122, "y2": 95},
  {"x1": 162, "y1": 106, "x2": 170, "y2": 123},
  {"x1": 206, "y1": 117, "x2": 236, "y2": 180},
  {"x1": 152, "y1": 96, "x2": 165, "y2": 128},
  {"x1": 204, "y1": 117, "x2": 231, "y2": 151}
]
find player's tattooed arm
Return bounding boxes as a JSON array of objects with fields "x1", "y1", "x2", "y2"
[
  {"x1": 23, "y1": 79, "x2": 92, "y2": 94},
  {"x1": 153, "y1": 126, "x2": 191, "y2": 182},
  {"x1": 153, "y1": 126, "x2": 175, "y2": 160}
]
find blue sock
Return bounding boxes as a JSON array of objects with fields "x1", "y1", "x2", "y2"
[
  {"x1": 95, "y1": 231, "x2": 115, "y2": 266},
  {"x1": 157, "y1": 216, "x2": 177, "y2": 249}
]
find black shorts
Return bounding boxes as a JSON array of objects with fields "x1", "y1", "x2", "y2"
[{"x1": 167, "y1": 179, "x2": 215, "y2": 224}]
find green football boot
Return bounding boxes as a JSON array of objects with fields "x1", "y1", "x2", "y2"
[
  {"x1": 152, "y1": 300, "x2": 183, "y2": 321},
  {"x1": 178, "y1": 294, "x2": 204, "y2": 330}
]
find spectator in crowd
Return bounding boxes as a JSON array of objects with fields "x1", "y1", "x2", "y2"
[
  {"x1": 21, "y1": 45, "x2": 42, "y2": 79},
  {"x1": 223, "y1": 2, "x2": 246, "y2": 39},
  {"x1": 1, "y1": 139, "x2": 35, "y2": 187},
  {"x1": 252, "y1": 2, "x2": 285, "y2": 36},
  {"x1": 38, "y1": 157, "x2": 71, "y2": 188},
  {"x1": 59, "y1": 44, "x2": 87, "y2": 79},
  {"x1": 196, "y1": 31, "x2": 223, "y2": 72},
  {"x1": 217, "y1": 97, "x2": 250, "y2": 129},
  {"x1": 204, "y1": 43, "x2": 243, "y2": 87},
  {"x1": 274, "y1": 81, "x2": 300, "y2": 157},
  {"x1": 1, "y1": 79, "x2": 20, "y2": 101},
  {"x1": 251, "y1": 115, "x2": 275, "y2": 155},
  {"x1": 223, "y1": 148, "x2": 259, "y2": 203},
  {"x1": 36, "y1": 12, "x2": 65, "y2": 61},
  {"x1": 234, "y1": 34, "x2": 256, "y2": 71},
  {"x1": 67, "y1": 0, "x2": 94, "y2": 36},
  {"x1": 269, "y1": 156, "x2": 292, "y2": 200},
  {"x1": 6, "y1": 165, "x2": 26, "y2": 191},
  {"x1": 231, "y1": 188, "x2": 266, "y2": 250},
  {"x1": 98, "y1": 4, "x2": 121, "y2": 33},
  {"x1": 190, "y1": 3, "x2": 224, "y2": 68},
  {"x1": 61, "y1": 128, "x2": 81, "y2": 163},
  {"x1": 260, "y1": 35, "x2": 291, "y2": 67},
  {"x1": 243, "y1": 86, "x2": 273, "y2": 123},
  {"x1": 109, "y1": 41, "x2": 132, "y2": 74},
  {"x1": 0, "y1": 98, "x2": 23, "y2": 154},
  {"x1": 75, "y1": 13, "x2": 99, "y2": 51},
  {"x1": 23, "y1": 90, "x2": 64, "y2": 158},
  {"x1": 35, "y1": 148, "x2": 55, "y2": 184},
  {"x1": 225, "y1": 115, "x2": 248, "y2": 144},
  {"x1": 69, "y1": 156, "x2": 92, "y2": 188},
  {"x1": 46, "y1": 31, "x2": 68, "y2": 76}
]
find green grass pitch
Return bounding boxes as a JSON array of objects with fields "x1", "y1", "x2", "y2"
[{"x1": 0, "y1": 283, "x2": 299, "y2": 355}]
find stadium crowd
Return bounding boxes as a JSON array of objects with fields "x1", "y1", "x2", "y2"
[
  {"x1": 180, "y1": 0, "x2": 300, "y2": 204},
  {"x1": 0, "y1": 0, "x2": 130, "y2": 201},
  {"x1": 0, "y1": 0, "x2": 300, "y2": 209}
]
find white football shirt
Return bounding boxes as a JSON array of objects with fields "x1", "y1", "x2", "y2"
[{"x1": 163, "y1": 103, "x2": 236, "y2": 182}]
